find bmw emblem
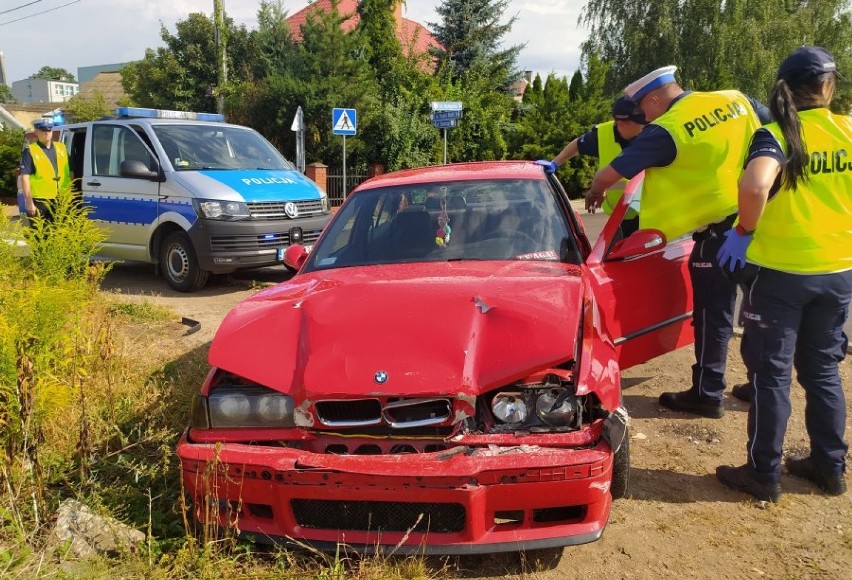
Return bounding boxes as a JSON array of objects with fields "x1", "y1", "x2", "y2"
[
  {"x1": 374, "y1": 371, "x2": 388, "y2": 384},
  {"x1": 284, "y1": 202, "x2": 299, "y2": 218}
]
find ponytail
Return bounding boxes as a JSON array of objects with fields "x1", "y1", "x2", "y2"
[
  {"x1": 769, "y1": 78, "x2": 807, "y2": 191},
  {"x1": 768, "y1": 72, "x2": 835, "y2": 191}
]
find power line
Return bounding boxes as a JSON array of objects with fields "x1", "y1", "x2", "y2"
[
  {"x1": 0, "y1": 0, "x2": 81, "y2": 27},
  {"x1": 0, "y1": 0, "x2": 43, "y2": 17}
]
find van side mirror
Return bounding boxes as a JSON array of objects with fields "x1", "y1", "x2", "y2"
[
  {"x1": 606, "y1": 229, "x2": 667, "y2": 261},
  {"x1": 120, "y1": 159, "x2": 161, "y2": 181},
  {"x1": 283, "y1": 244, "x2": 309, "y2": 271}
]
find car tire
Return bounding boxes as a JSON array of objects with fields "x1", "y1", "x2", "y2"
[
  {"x1": 160, "y1": 231, "x2": 209, "y2": 292},
  {"x1": 611, "y1": 431, "x2": 630, "y2": 499}
]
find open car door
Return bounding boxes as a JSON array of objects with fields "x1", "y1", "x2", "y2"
[{"x1": 585, "y1": 174, "x2": 694, "y2": 370}]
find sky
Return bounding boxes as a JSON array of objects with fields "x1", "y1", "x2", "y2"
[{"x1": 0, "y1": 0, "x2": 589, "y2": 86}]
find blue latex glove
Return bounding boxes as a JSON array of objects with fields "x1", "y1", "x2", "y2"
[
  {"x1": 534, "y1": 159, "x2": 557, "y2": 174},
  {"x1": 717, "y1": 228, "x2": 753, "y2": 272}
]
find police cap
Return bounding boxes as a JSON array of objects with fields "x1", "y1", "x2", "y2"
[
  {"x1": 611, "y1": 95, "x2": 647, "y2": 124},
  {"x1": 33, "y1": 118, "x2": 54, "y2": 131},
  {"x1": 777, "y1": 46, "x2": 837, "y2": 82},
  {"x1": 623, "y1": 65, "x2": 678, "y2": 102}
]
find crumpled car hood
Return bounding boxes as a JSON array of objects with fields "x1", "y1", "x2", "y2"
[{"x1": 208, "y1": 261, "x2": 585, "y2": 399}]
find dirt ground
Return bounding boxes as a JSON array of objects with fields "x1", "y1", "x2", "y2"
[{"x1": 101, "y1": 261, "x2": 852, "y2": 580}]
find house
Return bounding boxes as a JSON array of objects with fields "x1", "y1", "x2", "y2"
[
  {"x1": 11, "y1": 77, "x2": 79, "y2": 104},
  {"x1": 78, "y1": 71, "x2": 127, "y2": 110},
  {"x1": 286, "y1": 0, "x2": 442, "y2": 70}
]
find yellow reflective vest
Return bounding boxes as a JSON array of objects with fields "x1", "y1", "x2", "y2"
[
  {"x1": 747, "y1": 109, "x2": 852, "y2": 274},
  {"x1": 597, "y1": 121, "x2": 628, "y2": 215},
  {"x1": 28, "y1": 141, "x2": 71, "y2": 200},
  {"x1": 640, "y1": 90, "x2": 760, "y2": 240},
  {"x1": 598, "y1": 122, "x2": 641, "y2": 218}
]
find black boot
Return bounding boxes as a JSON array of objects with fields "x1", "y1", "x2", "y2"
[
  {"x1": 659, "y1": 390, "x2": 724, "y2": 418},
  {"x1": 716, "y1": 464, "x2": 781, "y2": 502},
  {"x1": 730, "y1": 383, "x2": 751, "y2": 403},
  {"x1": 786, "y1": 455, "x2": 847, "y2": 496}
]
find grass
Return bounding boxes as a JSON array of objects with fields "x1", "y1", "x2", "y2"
[{"x1": 0, "y1": 191, "x2": 463, "y2": 579}]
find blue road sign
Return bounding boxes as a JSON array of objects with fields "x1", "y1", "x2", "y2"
[
  {"x1": 332, "y1": 108, "x2": 357, "y2": 136},
  {"x1": 433, "y1": 119, "x2": 457, "y2": 129},
  {"x1": 431, "y1": 110, "x2": 463, "y2": 121},
  {"x1": 431, "y1": 101, "x2": 463, "y2": 111}
]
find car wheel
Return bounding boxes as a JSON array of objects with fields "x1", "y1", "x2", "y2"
[
  {"x1": 160, "y1": 231, "x2": 209, "y2": 292},
  {"x1": 611, "y1": 431, "x2": 630, "y2": 499}
]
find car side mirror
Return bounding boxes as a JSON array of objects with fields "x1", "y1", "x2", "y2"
[
  {"x1": 606, "y1": 229, "x2": 667, "y2": 261},
  {"x1": 283, "y1": 244, "x2": 309, "y2": 270}
]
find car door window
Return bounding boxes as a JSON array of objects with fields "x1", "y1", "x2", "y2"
[{"x1": 92, "y1": 125, "x2": 154, "y2": 176}]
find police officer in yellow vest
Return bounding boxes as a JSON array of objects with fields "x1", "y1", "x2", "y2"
[
  {"x1": 536, "y1": 95, "x2": 647, "y2": 216},
  {"x1": 715, "y1": 46, "x2": 850, "y2": 502},
  {"x1": 19, "y1": 118, "x2": 71, "y2": 223},
  {"x1": 586, "y1": 66, "x2": 770, "y2": 419}
]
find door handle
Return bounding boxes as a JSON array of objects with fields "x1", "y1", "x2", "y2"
[{"x1": 86, "y1": 181, "x2": 101, "y2": 186}]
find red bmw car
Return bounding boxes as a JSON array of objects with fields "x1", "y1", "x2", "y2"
[{"x1": 177, "y1": 161, "x2": 694, "y2": 554}]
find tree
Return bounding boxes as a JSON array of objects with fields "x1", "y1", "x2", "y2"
[
  {"x1": 0, "y1": 85, "x2": 16, "y2": 104},
  {"x1": 580, "y1": 0, "x2": 851, "y2": 110},
  {"x1": 430, "y1": 0, "x2": 524, "y2": 92},
  {"x1": 121, "y1": 12, "x2": 255, "y2": 112},
  {"x1": 64, "y1": 92, "x2": 111, "y2": 123},
  {"x1": 32, "y1": 67, "x2": 75, "y2": 82},
  {"x1": 0, "y1": 125, "x2": 25, "y2": 197}
]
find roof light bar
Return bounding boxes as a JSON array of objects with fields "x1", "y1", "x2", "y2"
[{"x1": 115, "y1": 107, "x2": 225, "y2": 122}]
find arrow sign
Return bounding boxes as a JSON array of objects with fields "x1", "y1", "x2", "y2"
[
  {"x1": 291, "y1": 106, "x2": 305, "y2": 131},
  {"x1": 332, "y1": 108, "x2": 357, "y2": 135},
  {"x1": 431, "y1": 110, "x2": 463, "y2": 121}
]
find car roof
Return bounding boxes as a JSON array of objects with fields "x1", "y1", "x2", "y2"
[{"x1": 355, "y1": 161, "x2": 547, "y2": 191}]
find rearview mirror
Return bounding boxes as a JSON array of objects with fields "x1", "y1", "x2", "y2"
[{"x1": 606, "y1": 229, "x2": 667, "y2": 261}]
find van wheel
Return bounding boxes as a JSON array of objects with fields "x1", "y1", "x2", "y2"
[
  {"x1": 160, "y1": 231, "x2": 209, "y2": 292},
  {"x1": 611, "y1": 433, "x2": 630, "y2": 499}
]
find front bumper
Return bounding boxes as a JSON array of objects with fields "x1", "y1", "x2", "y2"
[
  {"x1": 177, "y1": 431, "x2": 614, "y2": 555},
  {"x1": 187, "y1": 214, "x2": 330, "y2": 273}
]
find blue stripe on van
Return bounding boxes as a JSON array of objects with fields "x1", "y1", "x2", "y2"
[
  {"x1": 84, "y1": 196, "x2": 197, "y2": 226},
  {"x1": 85, "y1": 196, "x2": 159, "y2": 225},
  {"x1": 199, "y1": 170, "x2": 321, "y2": 202}
]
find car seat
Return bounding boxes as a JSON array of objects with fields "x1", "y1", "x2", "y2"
[{"x1": 388, "y1": 210, "x2": 435, "y2": 259}]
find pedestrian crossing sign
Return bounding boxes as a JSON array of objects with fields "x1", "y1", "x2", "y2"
[{"x1": 332, "y1": 108, "x2": 357, "y2": 135}]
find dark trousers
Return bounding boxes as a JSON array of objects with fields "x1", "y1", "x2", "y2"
[
  {"x1": 689, "y1": 232, "x2": 738, "y2": 401},
  {"x1": 741, "y1": 268, "x2": 851, "y2": 483}
]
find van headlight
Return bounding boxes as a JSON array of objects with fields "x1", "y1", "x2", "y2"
[
  {"x1": 191, "y1": 387, "x2": 295, "y2": 428},
  {"x1": 320, "y1": 192, "x2": 328, "y2": 212},
  {"x1": 195, "y1": 199, "x2": 250, "y2": 220}
]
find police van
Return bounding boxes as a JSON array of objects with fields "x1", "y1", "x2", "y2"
[{"x1": 56, "y1": 107, "x2": 330, "y2": 291}]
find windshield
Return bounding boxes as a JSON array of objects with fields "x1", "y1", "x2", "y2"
[
  {"x1": 151, "y1": 124, "x2": 295, "y2": 171},
  {"x1": 305, "y1": 178, "x2": 580, "y2": 272}
]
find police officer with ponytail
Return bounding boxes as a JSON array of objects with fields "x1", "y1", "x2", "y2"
[
  {"x1": 586, "y1": 66, "x2": 770, "y2": 419},
  {"x1": 715, "y1": 46, "x2": 850, "y2": 502}
]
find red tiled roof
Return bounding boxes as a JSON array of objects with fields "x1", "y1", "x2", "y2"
[{"x1": 286, "y1": 1, "x2": 442, "y2": 67}]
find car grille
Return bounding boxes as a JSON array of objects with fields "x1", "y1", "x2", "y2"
[
  {"x1": 315, "y1": 398, "x2": 453, "y2": 428},
  {"x1": 291, "y1": 499, "x2": 466, "y2": 533},
  {"x1": 209, "y1": 229, "x2": 323, "y2": 252},
  {"x1": 247, "y1": 200, "x2": 324, "y2": 220}
]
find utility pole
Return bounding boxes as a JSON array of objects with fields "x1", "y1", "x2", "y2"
[{"x1": 214, "y1": 0, "x2": 228, "y2": 116}]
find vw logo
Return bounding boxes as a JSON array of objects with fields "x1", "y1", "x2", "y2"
[
  {"x1": 374, "y1": 371, "x2": 388, "y2": 384},
  {"x1": 284, "y1": 202, "x2": 299, "y2": 218}
]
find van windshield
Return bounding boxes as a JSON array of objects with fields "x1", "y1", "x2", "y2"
[{"x1": 152, "y1": 125, "x2": 295, "y2": 171}]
